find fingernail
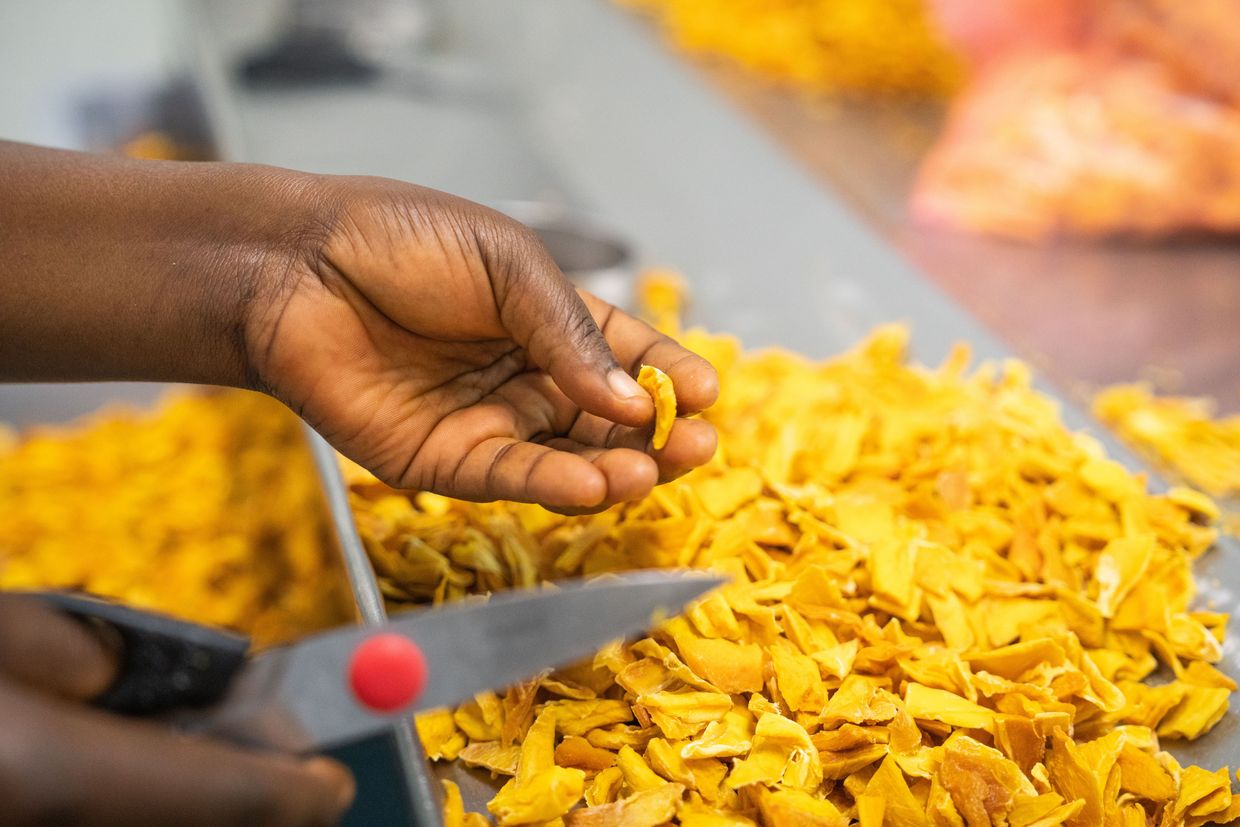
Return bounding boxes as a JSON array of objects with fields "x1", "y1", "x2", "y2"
[
  {"x1": 608, "y1": 369, "x2": 646, "y2": 400},
  {"x1": 305, "y1": 757, "x2": 356, "y2": 814}
]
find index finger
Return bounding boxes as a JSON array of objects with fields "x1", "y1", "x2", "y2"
[
  {"x1": 580, "y1": 292, "x2": 720, "y2": 415},
  {"x1": 0, "y1": 595, "x2": 117, "y2": 702}
]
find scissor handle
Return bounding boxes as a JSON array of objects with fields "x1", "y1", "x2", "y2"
[{"x1": 36, "y1": 591, "x2": 250, "y2": 716}]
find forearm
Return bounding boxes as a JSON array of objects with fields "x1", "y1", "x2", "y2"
[{"x1": 0, "y1": 141, "x2": 321, "y2": 386}]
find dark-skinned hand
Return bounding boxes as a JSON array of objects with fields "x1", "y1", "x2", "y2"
[
  {"x1": 0, "y1": 141, "x2": 720, "y2": 513},
  {"x1": 0, "y1": 595, "x2": 354, "y2": 827}
]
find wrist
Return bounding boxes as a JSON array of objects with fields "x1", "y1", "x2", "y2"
[
  {"x1": 0, "y1": 143, "x2": 339, "y2": 388},
  {"x1": 230, "y1": 167, "x2": 346, "y2": 397}
]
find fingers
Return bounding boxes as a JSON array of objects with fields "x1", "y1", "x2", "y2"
[
  {"x1": 414, "y1": 375, "x2": 717, "y2": 508},
  {"x1": 0, "y1": 595, "x2": 117, "y2": 701},
  {"x1": 0, "y1": 680, "x2": 354, "y2": 827},
  {"x1": 427, "y1": 436, "x2": 608, "y2": 509},
  {"x1": 564, "y1": 415, "x2": 719, "y2": 483},
  {"x1": 540, "y1": 440, "x2": 660, "y2": 506},
  {"x1": 484, "y1": 221, "x2": 654, "y2": 428},
  {"x1": 579, "y1": 292, "x2": 720, "y2": 415}
]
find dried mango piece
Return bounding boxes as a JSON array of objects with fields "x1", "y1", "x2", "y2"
[
  {"x1": 821, "y1": 674, "x2": 900, "y2": 727},
  {"x1": 694, "y1": 468, "x2": 764, "y2": 520},
  {"x1": 967, "y1": 638, "x2": 1067, "y2": 681},
  {"x1": 501, "y1": 678, "x2": 542, "y2": 748},
  {"x1": 1181, "y1": 659, "x2": 1238, "y2": 691},
  {"x1": 637, "y1": 365, "x2": 676, "y2": 450},
  {"x1": 1157, "y1": 684, "x2": 1230, "y2": 740},
  {"x1": 1093, "y1": 535, "x2": 1154, "y2": 618},
  {"x1": 864, "y1": 756, "x2": 930, "y2": 827},
  {"x1": 1116, "y1": 741, "x2": 1175, "y2": 803},
  {"x1": 488, "y1": 710, "x2": 585, "y2": 825},
  {"x1": 1044, "y1": 730, "x2": 1110, "y2": 827},
  {"x1": 677, "y1": 801, "x2": 759, "y2": 827},
  {"x1": 454, "y1": 692, "x2": 505, "y2": 742},
  {"x1": 755, "y1": 786, "x2": 849, "y2": 827},
  {"x1": 667, "y1": 624, "x2": 764, "y2": 694},
  {"x1": 1007, "y1": 793, "x2": 1084, "y2": 827},
  {"x1": 616, "y1": 744, "x2": 667, "y2": 792},
  {"x1": 726, "y1": 713, "x2": 821, "y2": 792},
  {"x1": 869, "y1": 538, "x2": 919, "y2": 618},
  {"x1": 856, "y1": 793, "x2": 886, "y2": 827},
  {"x1": 812, "y1": 639, "x2": 861, "y2": 681},
  {"x1": 681, "y1": 705, "x2": 755, "y2": 760},
  {"x1": 820, "y1": 743, "x2": 889, "y2": 780},
  {"x1": 1166, "y1": 486, "x2": 1222, "y2": 524},
  {"x1": 638, "y1": 691, "x2": 731, "y2": 740},
  {"x1": 1171, "y1": 766, "x2": 1233, "y2": 823},
  {"x1": 940, "y1": 735, "x2": 1037, "y2": 826},
  {"x1": 686, "y1": 592, "x2": 743, "y2": 640},
  {"x1": 904, "y1": 684, "x2": 994, "y2": 732},
  {"x1": 585, "y1": 766, "x2": 623, "y2": 807},
  {"x1": 645, "y1": 738, "x2": 727, "y2": 800},
  {"x1": 442, "y1": 779, "x2": 490, "y2": 827},
  {"x1": 586, "y1": 724, "x2": 659, "y2": 753},
  {"x1": 565, "y1": 783, "x2": 684, "y2": 827},
  {"x1": 769, "y1": 639, "x2": 827, "y2": 713},
  {"x1": 460, "y1": 741, "x2": 521, "y2": 777},
  {"x1": 926, "y1": 775, "x2": 965, "y2": 827},
  {"x1": 417, "y1": 709, "x2": 467, "y2": 761},
  {"x1": 555, "y1": 736, "x2": 618, "y2": 773},
  {"x1": 543, "y1": 699, "x2": 634, "y2": 738},
  {"x1": 1093, "y1": 383, "x2": 1240, "y2": 499}
]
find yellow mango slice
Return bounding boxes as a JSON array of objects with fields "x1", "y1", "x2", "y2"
[{"x1": 637, "y1": 364, "x2": 676, "y2": 450}]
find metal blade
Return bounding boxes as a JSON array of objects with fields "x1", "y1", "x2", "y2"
[{"x1": 178, "y1": 571, "x2": 724, "y2": 751}]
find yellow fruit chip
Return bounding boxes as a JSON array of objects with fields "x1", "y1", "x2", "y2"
[{"x1": 637, "y1": 364, "x2": 676, "y2": 450}]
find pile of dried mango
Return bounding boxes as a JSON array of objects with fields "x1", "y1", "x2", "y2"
[
  {"x1": 347, "y1": 286, "x2": 1239, "y2": 825},
  {"x1": 619, "y1": 0, "x2": 962, "y2": 97},
  {"x1": 0, "y1": 390, "x2": 351, "y2": 646},
  {"x1": 1095, "y1": 385, "x2": 1240, "y2": 536}
]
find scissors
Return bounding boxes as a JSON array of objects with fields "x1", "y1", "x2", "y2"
[{"x1": 34, "y1": 571, "x2": 723, "y2": 752}]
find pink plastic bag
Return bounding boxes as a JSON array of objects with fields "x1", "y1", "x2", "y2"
[{"x1": 912, "y1": 0, "x2": 1240, "y2": 241}]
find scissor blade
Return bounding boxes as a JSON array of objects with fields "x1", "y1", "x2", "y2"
[{"x1": 185, "y1": 571, "x2": 723, "y2": 751}]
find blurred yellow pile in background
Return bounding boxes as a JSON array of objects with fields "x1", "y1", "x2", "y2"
[
  {"x1": 346, "y1": 276, "x2": 1237, "y2": 826},
  {"x1": 621, "y1": 0, "x2": 962, "y2": 96},
  {"x1": 0, "y1": 390, "x2": 350, "y2": 647},
  {"x1": 1096, "y1": 386, "x2": 1240, "y2": 529}
]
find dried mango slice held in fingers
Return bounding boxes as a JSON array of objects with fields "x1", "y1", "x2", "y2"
[{"x1": 637, "y1": 364, "x2": 677, "y2": 450}]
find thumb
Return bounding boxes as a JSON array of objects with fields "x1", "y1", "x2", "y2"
[
  {"x1": 0, "y1": 595, "x2": 118, "y2": 701},
  {"x1": 488, "y1": 221, "x2": 653, "y2": 427}
]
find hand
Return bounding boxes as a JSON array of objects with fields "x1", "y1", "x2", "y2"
[
  {"x1": 244, "y1": 177, "x2": 719, "y2": 512},
  {"x1": 0, "y1": 595, "x2": 354, "y2": 827},
  {"x1": 0, "y1": 142, "x2": 718, "y2": 511}
]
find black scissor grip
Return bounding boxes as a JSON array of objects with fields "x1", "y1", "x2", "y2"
[{"x1": 36, "y1": 591, "x2": 250, "y2": 715}]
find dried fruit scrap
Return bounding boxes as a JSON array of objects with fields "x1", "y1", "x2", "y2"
[
  {"x1": 488, "y1": 710, "x2": 585, "y2": 825},
  {"x1": 637, "y1": 364, "x2": 676, "y2": 450}
]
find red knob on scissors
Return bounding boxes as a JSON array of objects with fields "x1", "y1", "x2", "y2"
[{"x1": 348, "y1": 633, "x2": 427, "y2": 712}]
